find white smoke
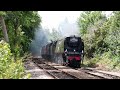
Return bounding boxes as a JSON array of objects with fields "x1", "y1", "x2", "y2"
[
  {"x1": 30, "y1": 27, "x2": 48, "y2": 57},
  {"x1": 58, "y1": 17, "x2": 79, "y2": 37}
]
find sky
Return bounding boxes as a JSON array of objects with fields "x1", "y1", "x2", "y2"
[
  {"x1": 38, "y1": 11, "x2": 113, "y2": 31},
  {"x1": 38, "y1": 11, "x2": 81, "y2": 30}
]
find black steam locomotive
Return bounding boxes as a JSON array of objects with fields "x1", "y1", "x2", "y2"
[{"x1": 41, "y1": 35, "x2": 84, "y2": 68}]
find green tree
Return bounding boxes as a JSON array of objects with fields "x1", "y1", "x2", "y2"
[
  {"x1": 3, "y1": 11, "x2": 41, "y2": 58},
  {"x1": 77, "y1": 11, "x2": 107, "y2": 57},
  {"x1": 0, "y1": 11, "x2": 41, "y2": 78},
  {"x1": 104, "y1": 11, "x2": 120, "y2": 57},
  {"x1": 78, "y1": 11, "x2": 120, "y2": 66}
]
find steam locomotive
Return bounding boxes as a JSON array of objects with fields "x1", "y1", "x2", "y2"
[{"x1": 41, "y1": 35, "x2": 84, "y2": 68}]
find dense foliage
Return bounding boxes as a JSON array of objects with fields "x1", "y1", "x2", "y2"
[
  {"x1": 0, "y1": 11, "x2": 41, "y2": 78},
  {"x1": 0, "y1": 11, "x2": 41, "y2": 58},
  {"x1": 78, "y1": 11, "x2": 120, "y2": 70},
  {"x1": 0, "y1": 40, "x2": 30, "y2": 79}
]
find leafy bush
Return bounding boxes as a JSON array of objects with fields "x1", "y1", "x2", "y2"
[
  {"x1": 0, "y1": 40, "x2": 31, "y2": 79},
  {"x1": 83, "y1": 56, "x2": 99, "y2": 68},
  {"x1": 83, "y1": 52, "x2": 120, "y2": 71}
]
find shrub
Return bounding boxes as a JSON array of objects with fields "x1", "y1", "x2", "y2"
[
  {"x1": 83, "y1": 51, "x2": 120, "y2": 71},
  {"x1": 0, "y1": 40, "x2": 31, "y2": 79}
]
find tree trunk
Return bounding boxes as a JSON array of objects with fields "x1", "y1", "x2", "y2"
[{"x1": 0, "y1": 16, "x2": 9, "y2": 42}]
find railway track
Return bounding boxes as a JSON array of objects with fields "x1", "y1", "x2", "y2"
[
  {"x1": 78, "y1": 67, "x2": 120, "y2": 79},
  {"x1": 32, "y1": 57, "x2": 120, "y2": 79},
  {"x1": 32, "y1": 58, "x2": 79, "y2": 79},
  {"x1": 32, "y1": 58, "x2": 101, "y2": 79}
]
